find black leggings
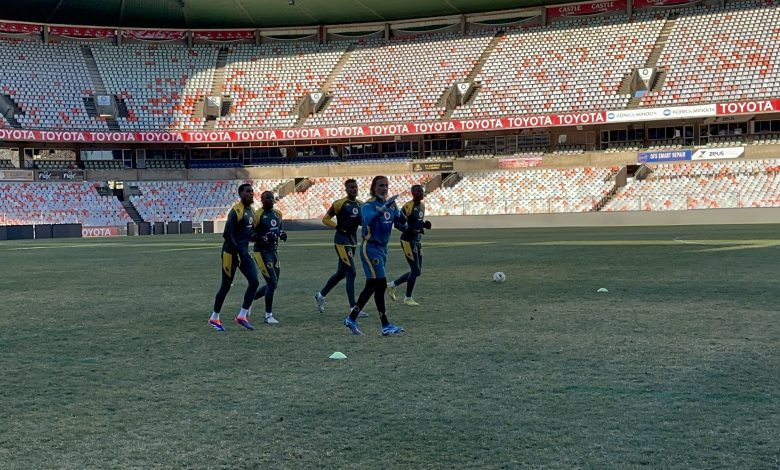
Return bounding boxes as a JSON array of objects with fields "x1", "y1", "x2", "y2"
[{"x1": 354, "y1": 278, "x2": 387, "y2": 314}]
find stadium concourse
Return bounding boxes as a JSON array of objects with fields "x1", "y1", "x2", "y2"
[{"x1": 1, "y1": 0, "x2": 780, "y2": 237}]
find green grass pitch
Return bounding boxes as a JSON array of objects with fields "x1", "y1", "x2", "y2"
[{"x1": 1, "y1": 225, "x2": 779, "y2": 468}]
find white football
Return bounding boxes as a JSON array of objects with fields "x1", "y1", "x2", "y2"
[{"x1": 493, "y1": 272, "x2": 506, "y2": 283}]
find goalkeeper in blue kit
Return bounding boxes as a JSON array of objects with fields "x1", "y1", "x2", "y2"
[
  {"x1": 343, "y1": 176, "x2": 407, "y2": 336},
  {"x1": 388, "y1": 184, "x2": 431, "y2": 306}
]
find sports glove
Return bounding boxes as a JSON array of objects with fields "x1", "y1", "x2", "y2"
[
  {"x1": 279, "y1": 230, "x2": 288, "y2": 242},
  {"x1": 423, "y1": 220, "x2": 432, "y2": 230},
  {"x1": 264, "y1": 232, "x2": 278, "y2": 243}
]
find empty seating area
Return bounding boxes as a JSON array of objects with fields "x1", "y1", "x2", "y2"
[
  {"x1": 34, "y1": 159, "x2": 79, "y2": 169},
  {"x1": 454, "y1": 15, "x2": 664, "y2": 120},
  {"x1": 216, "y1": 42, "x2": 346, "y2": 129},
  {"x1": 424, "y1": 168, "x2": 614, "y2": 215},
  {"x1": 82, "y1": 160, "x2": 126, "y2": 170},
  {"x1": 144, "y1": 159, "x2": 186, "y2": 169},
  {"x1": 602, "y1": 158, "x2": 780, "y2": 211},
  {"x1": 0, "y1": 2, "x2": 780, "y2": 134},
  {"x1": 753, "y1": 133, "x2": 780, "y2": 145},
  {"x1": 276, "y1": 174, "x2": 432, "y2": 220},
  {"x1": 128, "y1": 179, "x2": 286, "y2": 222},
  {"x1": 307, "y1": 32, "x2": 494, "y2": 127},
  {"x1": 91, "y1": 43, "x2": 218, "y2": 131},
  {"x1": 0, "y1": 181, "x2": 131, "y2": 226},
  {"x1": 642, "y1": 0, "x2": 780, "y2": 107},
  {"x1": 0, "y1": 38, "x2": 107, "y2": 131}
]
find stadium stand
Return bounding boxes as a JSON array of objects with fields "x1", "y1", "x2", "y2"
[
  {"x1": 603, "y1": 159, "x2": 780, "y2": 211},
  {"x1": 641, "y1": 0, "x2": 780, "y2": 107},
  {"x1": 216, "y1": 42, "x2": 347, "y2": 129},
  {"x1": 91, "y1": 43, "x2": 218, "y2": 131},
  {"x1": 0, "y1": 181, "x2": 131, "y2": 225},
  {"x1": 128, "y1": 179, "x2": 287, "y2": 222},
  {"x1": 753, "y1": 133, "x2": 780, "y2": 145},
  {"x1": 306, "y1": 32, "x2": 495, "y2": 126},
  {"x1": 453, "y1": 14, "x2": 665, "y2": 119},
  {"x1": 0, "y1": 38, "x2": 107, "y2": 131},
  {"x1": 274, "y1": 174, "x2": 433, "y2": 219},
  {"x1": 0, "y1": 1, "x2": 778, "y2": 132},
  {"x1": 423, "y1": 167, "x2": 615, "y2": 215}
]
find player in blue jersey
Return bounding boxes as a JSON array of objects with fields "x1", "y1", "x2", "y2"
[
  {"x1": 314, "y1": 179, "x2": 368, "y2": 317},
  {"x1": 209, "y1": 183, "x2": 260, "y2": 331},
  {"x1": 388, "y1": 184, "x2": 432, "y2": 306},
  {"x1": 251, "y1": 190, "x2": 287, "y2": 326},
  {"x1": 343, "y1": 175, "x2": 407, "y2": 336}
]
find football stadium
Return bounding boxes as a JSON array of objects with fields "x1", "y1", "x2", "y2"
[{"x1": 1, "y1": 0, "x2": 779, "y2": 467}]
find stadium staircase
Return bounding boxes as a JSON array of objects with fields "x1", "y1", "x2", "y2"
[
  {"x1": 592, "y1": 166, "x2": 626, "y2": 211},
  {"x1": 121, "y1": 199, "x2": 145, "y2": 224},
  {"x1": 625, "y1": 15, "x2": 678, "y2": 108},
  {"x1": 202, "y1": 47, "x2": 230, "y2": 130},
  {"x1": 592, "y1": 185, "x2": 619, "y2": 211},
  {"x1": 116, "y1": 98, "x2": 129, "y2": 118},
  {"x1": 296, "y1": 44, "x2": 357, "y2": 127},
  {"x1": 0, "y1": 94, "x2": 23, "y2": 128},
  {"x1": 441, "y1": 31, "x2": 504, "y2": 120},
  {"x1": 80, "y1": 45, "x2": 121, "y2": 131}
]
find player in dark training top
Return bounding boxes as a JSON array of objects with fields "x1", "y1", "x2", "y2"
[
  {"x1": 209, "y1": 183, "x2": 260, "y2": 331},
  {"x1": 388, "y1": 184, "x2": 432, "y2": 306},
  {"x1": 251, "y1": 190, "x2": 287, "y2": 326},
  {"x1": 343, "y1": 176, "x2": 407, "y2": 336},
  {"x1": 314, "y1": 179, "x2": 367, "y2": 317}
]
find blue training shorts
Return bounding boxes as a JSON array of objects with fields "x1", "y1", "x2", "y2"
[{"x1": 359, "y1": 241, "x2": 387, "y2": 279}]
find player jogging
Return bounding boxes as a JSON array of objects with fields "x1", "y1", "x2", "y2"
[
  {"x1": 251, "y1": 190, "x2": 287, "y2": 326},
  {"x1": 314, "y1": 179, "x2": 367, "y2": 317},
  {"x1": 343, "y1": 175, "x2": 407, "y2": 336},
  {"x1": 209, "y1": 183, "x2": 260, "y2": 331},
  {"x1": 388, "y1": 184, "x2": 431, "y2": 306}
]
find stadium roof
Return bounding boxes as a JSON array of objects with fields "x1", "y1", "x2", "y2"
[{"x1": 4, "y1": 0, "x2": 556, "y2": 29}]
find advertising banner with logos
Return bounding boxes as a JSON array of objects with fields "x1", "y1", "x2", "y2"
[
  {"x1": 412, "y1": 161, "x2": 454, "y2": 172},
  {"x1": 122, "y1": 29, "x2": 187, "y2": 41},
  {"x1": 691, "y1": 147, "x2": 745, "y2": 161},
  {"x1": 638, "y1": 149, "x2": 692, "y2": 163},
  {"x1": 0, "y1": 169, "x2": 34, "y2": 181},
  {"x1": 607, "y1": 104, "x2": 716, "y2": 123},
  {"x1": 2, "y1": 98, "x2": 779, "y2": 145},
  {"x1": 49, "y1": 26, "x2": 116, "y2": 38},
  {"x1": 0, "y1": 112, "x2": 608, "y2": 144},
  {"x1": 498, "y1": 157, "x2": 544, "y2": 169},
  {"x1": 192, "y1": 30, "x2": 255, "y2": 41},
  {"x1": 36, "y1": 169, "x2": 85, "y2": 182},
  {"x1": 547, "y1": 0, "x2": 627, "y2": 17},
  {"x1": 82, "y1": 226, "x2": 121, "y2": 237},
  {"x1": 716, "y1": 99, "x2": 780, "y2": 116},
  {"x1": 0, "y1": 21, "x2": 42, "y2": 34}
]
